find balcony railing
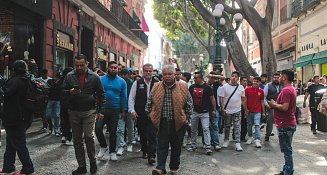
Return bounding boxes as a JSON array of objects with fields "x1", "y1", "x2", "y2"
[
  {"x1": 110, "y1": 0, "x2": 148, "y2": 45},
  {"x1": 291, "y1": 0, "x2": 303, "y2": 17},
  {"x1": 303, "y1": 0, "x2": 320, "y2": 11}
]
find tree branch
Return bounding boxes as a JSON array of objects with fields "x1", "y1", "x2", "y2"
[{"x1": 265, "y1": 0, "x2": 274, "y2": 25}]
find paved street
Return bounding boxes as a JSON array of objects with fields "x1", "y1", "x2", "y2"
[{"x1": 0, "y1": 120, "x2": 327, "y2": 175}]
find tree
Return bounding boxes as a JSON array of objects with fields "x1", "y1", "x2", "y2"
[{"x1": 154, "y1": 0, "x2": 276, "y2": 79}]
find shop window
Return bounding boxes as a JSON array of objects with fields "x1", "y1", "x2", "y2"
[
  {"x1": 98, "y1": 60, "x2": 107, "y2": 72},
  {"x1": 110, "y1": 52, "x2": 116, "y2": 61},
  {"x1": 55, "y1": 49, "x2": 70, "y2": 75}
]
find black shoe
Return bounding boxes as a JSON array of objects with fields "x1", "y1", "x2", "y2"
[
  {"x1": 90, "y1": 162, "x2": 97, "y2": 174},
  {"x1": 72, "y1": 167, "x2": 87, "y2": 175},
  {"x1": 313, "y1": 129, "x2": 317, "y2": 135},
  {"x1": 270, "y1": 132, "x2": 275, "y2": 136},
  {"x1": 265, "y1": 136, "x2": 269, "y2": 142},
  {"x1": 148, "y1": 157, "x2": 156, "y2": 165},
  {"x1": 142, "y1": 152, "x2": 148, "y2": 159}
]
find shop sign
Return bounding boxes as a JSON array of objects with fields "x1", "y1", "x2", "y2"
[{"x1": 56, "y1": 31, "x2": 73, "y2": 51}]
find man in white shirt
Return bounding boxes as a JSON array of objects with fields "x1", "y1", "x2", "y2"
[{"x1": 220, "y1": 71, "x2": 246, "y2": 151}]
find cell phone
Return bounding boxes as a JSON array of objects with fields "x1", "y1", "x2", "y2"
[{"x1": 73, "y1": 85, "x2": 80, "y2": 89}]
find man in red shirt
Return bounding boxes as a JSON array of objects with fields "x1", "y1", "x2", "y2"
[
  {"x1": 244, "y1": 77, "x2": 265, "y2": 148},
  {"x1": 268, "y1": 70, "x2": 297, "y2": 175}
]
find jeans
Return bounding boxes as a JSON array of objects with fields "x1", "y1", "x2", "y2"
[
  {"x1": 247, "y1": 112, "x2": 261, "y2": 140},
  {"x1": 240, "y1": 107, "x2": 248, "y2": 141},
  {"x1": 117, "y1": 113, "x2": 134, "y2": 148},
  {"x1": 209, "y1": 110, "x2": 220, "y2": 146},
  {"x1": 3, "y1": 125, "x2": 34, "y2": 174},
  {"x1": 95, "y1": 108, "x2": 119, "y2": 153},
  {"x1": 45, "y1": 100, "x2": 61, "y2": 132},
  {"x1": 69, "y1": 109, "x2": 96, "y2": 167},
  {"x1": 310, "y1": 108, "x2": 318, "y2": 130},
  {"x1": 157, "y1": 119, "x2": 185, "y2": 171},
  {"x1": 191, "y1": 112, "x2": 211, "y2": 148},
  {"x1": 278, "y1": 126, "x2": 296, "y2": 175},
  {"x1": 224, "y1": 111, "x2": 241, "y2": 143},
  {"x1": 136, "y1": 116, "x2": 157, "y2": 158},
  {"x1": 265, "y1": 109, "x2": 274, "y2": 137}
]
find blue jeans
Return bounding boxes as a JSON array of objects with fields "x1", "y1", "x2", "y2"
[
  {"x1": 45, "y1": 100, "x2": 61, "y2": 131},
  {"x1": 209, "y1": 110, "x2": 220, "y2": 146},
  {"x1": 247, "y1": 112, "x2": 261, "y2": 140},
  {"x1": 157, "y1": 119, "x2": 185, "y2": 171},
  {"x1": 278, "y1": 126, "x2": 296, "y2": 175},
  {"x1": 117, "y1": 113, "x2": 134, "y2": 148},
  {"x1": 95, "y1": 108, "x2": 120, "y2": 153}
]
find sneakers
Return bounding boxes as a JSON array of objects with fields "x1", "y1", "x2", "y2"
[
  {"x1": 254, "y1": 139, "x2": 262, "y2": 148},
  {"x1": 110, "y1": 153, "x2": 117, "y2": 161},
  {"x1": 222, "y1": 141, "x2": 229, "y2": 148},
  {"x1": 235, "y1": 143, "x2": 243, "y2": 151},
  {"x1": 102, "y1": 150, "x2": 110, "y2": 161},
  {"x1": 264, "y1": 136, "x2": 270, "y2": 142},
  {"x1": 55, "y1": 132, "x2": 60, "y2": 137},
  {"x1": 187, "y1": 146, "x2": 197, "y2": 152},
  {"x1": 61, "y1": 136, "x2": 66, "y2": 143},
  {"x1": 148, "y1": 157, "x2": 156, "y2": 165},
  {"x1": 246, "y1": 137, "x2": 254, "y2": 145},
  {"x1": 97, "y1": 147, "x2": 107, "y2": 159},
  {"x1": 127, "y1": 145, "x2": 133, "y2": 152},
  {"x1": 206, "y1": 148, "x2": 213, "y2": 155},
  {"x1": 117, "y1": 147, "x2": 124, "y2": 156},
  {"x1": 41, "y1": 128, "x2": 47, "y2": 133},
  {"x1": 214, "y1": 145, "x2": 221, "y2": 151},
  {"x1": 65, "y1": 140, "x2": 73, "y2": 146},
  {"x1": 72, "y1": 167, "x2": 87, "y2": 175},
  {"x1": 170, "y1": 169, "x2": 178, "y2": 175}
]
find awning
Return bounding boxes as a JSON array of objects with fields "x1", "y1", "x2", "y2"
[
  {"x1": 293, "y1": 54, "x2": 314, "y2": 68},
  {"x1": 133, "y1": 10, "x2": 141, "y2": 24},
  {"x1": 141, "y1": 15, "x2": 149, "y2": 32},
  {"x1": 312, "y1": 50, "x2": 327, "y2": 65}
]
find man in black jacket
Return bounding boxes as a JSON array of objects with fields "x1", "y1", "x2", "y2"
[
  {"x1": 62, "y1": 54, "x2": 105, "y2": 175},
  {"x1": 1, "y1": 60, "x2": 34, "y2": 175}
]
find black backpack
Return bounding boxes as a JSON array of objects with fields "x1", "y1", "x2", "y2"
[{"x1": 23, "y1": 76, "x2": 50, "y2": 113}]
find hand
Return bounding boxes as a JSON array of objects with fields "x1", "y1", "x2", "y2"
[
  {"x1": 121, "y1": 111, "x2": 127, "y2": 120},
  {"x1": 303, "y1": 102, "x2": 306, "y2": 108},
  {"x1": 69, "y1": 88, "x2": 81, "y2": 95},
  {"x1": 261, "y1": 113, "x2": 266, "y2": 119},
  {"x1": 221, "y1": 110, "x2": 227, "y2": 119},
  {"x1": 211, "y1": 111, "x2": 216, "y2": 117},
  {"x1": 30, "y1": 59, "x2": 36, "y2": 64},
  {"x1": 265, "y1": 104, "x2": 271, "y2": 110},
  {"x1": 131, "y1": 112, "x2": 138, "y2": 120},
  {"x1": 268, "y1": 99, "x2": 276, "y2": 108},
  {"x1": 245, "y1": 109, "x2": 249, "y2": 117},
  {"x1": 96, "y1": 113, "x2": 104, "y2": 120},
  {"x1": 173, "y1": 58, "x2": 177, "y2": 63}
]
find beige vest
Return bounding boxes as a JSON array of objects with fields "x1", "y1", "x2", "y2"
[{"x1": 149, "y1": 81, "x2": 188, "y2": 130}]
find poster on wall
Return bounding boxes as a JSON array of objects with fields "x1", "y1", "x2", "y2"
[{"x1": 0, "y1": 32, "x2": 10, "y2": 56}]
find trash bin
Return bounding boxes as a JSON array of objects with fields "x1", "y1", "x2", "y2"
[{"x1": 315, "y1": 88, "x2": 327, "y2": 132}]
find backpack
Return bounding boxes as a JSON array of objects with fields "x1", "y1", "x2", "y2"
[{"x1": 23, "y1": 76, "x2": 50, "y2": 113}]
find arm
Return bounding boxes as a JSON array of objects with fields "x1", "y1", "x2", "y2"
[
  {"x1": 263, "y1": 84, "x2": 269, "y2": 106},
  {"x1": 184, "y1": 91, "x2": 194, "y2": 119},
  {"x1": 121, "y1": 80, "x2": 128, "y2": 112},
  {"x1": 303, "y1": 90, "x2": 309, "y2": 108},
  {"x1": 128, "y1": 81, "x2": 137, "y2": 113},
  {"x1": 208, "y1": 74, "x2": 226, "y2": 80},
  {"x1": 95, "y1": 76, "x2": 106, "y2": 114},
  {"x1": 261, "y1": 99, "x2": 266, "y2": 117},
  {"x1": 210, "y1": 95, "x2": 217, "y2": 117},
  {"x1": 269, "y1": 101, "x2": 289, "y2": 112}
]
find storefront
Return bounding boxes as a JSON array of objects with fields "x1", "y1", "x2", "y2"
[
  {"x1": 294, "y1": 4, "x2": 327, "y2": 83},
  {"x1": 0, "y1": 0, "x2": 52, "y2": 77},
  {"x1": 96, "y1": 42, "x2": 108, "y2": 72}
]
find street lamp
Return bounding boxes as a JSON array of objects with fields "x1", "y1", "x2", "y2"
[
  {"x1": 193, "y1": 54, "x2": 207, "y2": 74},
  {"x1": 212, "y1": 3, "x2": 243, "y2": 72}
]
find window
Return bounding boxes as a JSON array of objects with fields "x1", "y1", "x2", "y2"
[{"x1": 55, "y1": 49, "x2": 69, "y2": 75}]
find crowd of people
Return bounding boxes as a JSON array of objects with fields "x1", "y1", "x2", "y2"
[{"x1": 0, "y1": 54, "x2": 326, "y2": 175}]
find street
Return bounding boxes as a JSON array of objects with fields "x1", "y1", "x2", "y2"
[{"x1": 0, "y1": 121, "x2": 326, "y2": 175}]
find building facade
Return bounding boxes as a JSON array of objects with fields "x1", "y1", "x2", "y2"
[
  {"x1": 292, "y1": 0, "x2": 327, "y2": 83},
  {"x1": 243, "y1": 0, "x2": 296, "y2": 76},
  {"x1": 0, "y1": 0, "x2": 148, "y2": 77}
]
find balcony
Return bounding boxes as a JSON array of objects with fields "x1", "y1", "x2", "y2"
[
  {"x1": 291, "y1": 0, "x2": 303, "y2": 17},
  {"x1": 303, "y1": 0, "x2": 320, "y2": 11},
  {"x1": 81, "y1": 0, "x2": 148, "y2": 47}
]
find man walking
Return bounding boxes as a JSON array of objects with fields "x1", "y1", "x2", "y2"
[
  {"x1": 63, "y1": 54, "x2": 105, "y2": 175},
  {"x1": 220, "y1": 71, "x2": 245, "y2": 151},
  {"x1": 268, "y1": 70, "x2": 297, "y2": 175},
  {"x1": 303, "y1": 75, "x2": 325, "y2": 134},
  {"x1": 95, "y1": 61, "x2": 127, "y2": 161},
  {"x1": 245, "y1": 77, "x2": 265, "y2": 148},
  {"x1": 188, "y1": 72, "x2": 216, "y2": 155},
  {"x1": 128, "y1": 63, "x2": 158, "y2": 165},
  {"x1": 146, "y1": 65, "x2": 193, "y2": 175},
  {"x1": 264, "y1": 73, "x2": 283, "y2": 141}
]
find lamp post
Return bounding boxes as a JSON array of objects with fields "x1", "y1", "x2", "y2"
[
  {"x1": 193, "y1": 54, "x2": 207, "y2": 74},
  {"x1": 212, "y1": 3, "x2": 243, "y2": 72}
]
